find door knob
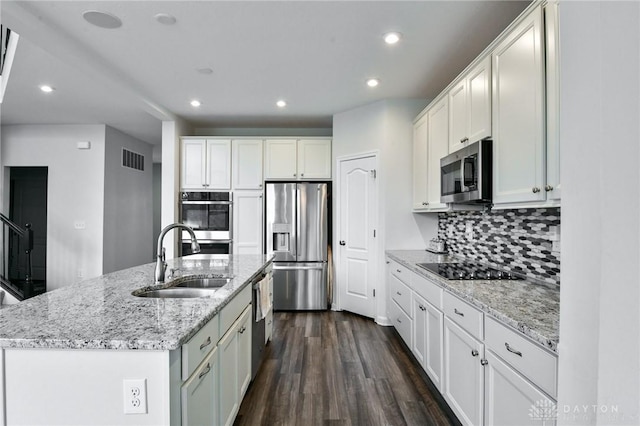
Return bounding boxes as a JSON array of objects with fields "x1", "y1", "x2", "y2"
[{"x1": 339, "y1": 241, "x2": 346, "y2": 246}]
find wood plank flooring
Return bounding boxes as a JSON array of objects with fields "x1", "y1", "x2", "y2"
[{"x1": 235, "y1": 311, "x2": 456, "y2": 426}]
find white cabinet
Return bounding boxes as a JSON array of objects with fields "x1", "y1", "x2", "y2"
[
  {"x1": 412, "y1": 293, "x2": 444, "y2": 391},
  {"x1": 544, "y1": 1, "x2": 561, "y2": 202},
  {"x1": 233, "y1": 191, "x2": 263, "y2": 256},
  {"x1": 181, "y1": 138, "x2": 231, "y2": 190},
  {"x1": 413, "y1": 96, "x2": 449, "y2": 211},
  {"x1": 492, "y1": 5, "x2": 546, "y2": 204},
  {"x1": 181, "y1": 347, "x2": 218, "y2": 425},
  {"x1": 219, "y1": 305, "x2": 252, "y2": 426},
  {"x1": 443, "y1": 317, "x2": 485, "y2": 426},
  {"x1": 232, "y1": 139, "x2": 263, "y2": 190},
  {"x1": 264, "y1": 138, "x2": 331, "y2": 180},
  {"x1": 449, "y1": 56, "x2": 492, "y2": 153},
  {"x1": 485, "y1": 350, "x2": 556, "y2": 426}
]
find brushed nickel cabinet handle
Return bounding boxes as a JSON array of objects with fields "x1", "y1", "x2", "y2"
[
  {"x1": 454, "y1": 308, "x2": 464, "y2": 317},
  {"x1": 199, "y1": 336, "x2": 212, "y2": 350},
  {"x1": 198, "y1": 363, "x2": 211, "y2": 379},
  {"x1": 505, "y1": 342, "x2": 523, "y2": 357}
]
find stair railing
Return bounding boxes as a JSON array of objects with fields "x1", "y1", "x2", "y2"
[{"x1": 0, "y1": 213, "x2": 33, "y2": 301}]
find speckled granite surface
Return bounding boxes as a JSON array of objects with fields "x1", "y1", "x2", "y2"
[
  {"x1": 386, "y1": 250, "x2": 560, "y2": 353},
  {"x1": 0, "y1": 254, "x2": 272, "y2": 351}
]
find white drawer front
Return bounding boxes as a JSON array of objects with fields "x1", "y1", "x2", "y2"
[
  {"x1": 390, "y1": 274, "x2": 412, "y2": 317},
  {"x1": 412, "y1": 272, "x2": 443, "y2": 309},
  {"x1": 485, "y1": 316, "x2": 558, "y2": 398},
  {"x1": 390, "y1": 299, "x2": 412, "y2": 347},
  {"x1": 443, "y1": 291, "x2": 484, "y2": 340},
  {"x1": 390, "y1": 260, "x2": 412, "y2": 286},
  {"x1": 182, "y1": 315, "x2": 220, "y2": 381},
  {"x1": 220, "y1": 284, "x2": 251, "y2": 337}
]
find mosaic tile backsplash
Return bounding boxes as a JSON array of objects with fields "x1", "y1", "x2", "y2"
[{"x1": 438, "y1": 208, "x2": 560, "y2": 285}]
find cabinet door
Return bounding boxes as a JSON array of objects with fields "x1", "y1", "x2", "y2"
[
  {"x1": 485, "y1": 350, "x2": 556, "y2": 426},
  {"x1": 264, "y1": 139, "x2": 297, "y2": 179},
  {"x1": 233, "y1": 191, "x2": 263, "y2": 256},
  {"x1": 444, "y1": 317, "x2": 484, "y2": 426},
  {"x1": 424, "y1": 301, "x2": 444, "y2": 392},
  {"x1": 412, "y1": 114, "x2": 429, "y2": 210},
  {"x1": 412, "y1": 295, "x2": 428, "y2": 367},
  {"x1": 232, "y1": 139, "x2": 263, "y2": 190},
  {"x1": 218, "y1": 323, "x2": 238, "y2": 426},
  {"x1": 206, "y1": 139, "x2": 232, "y2": 189},
  {"x1": 467, "y1": 56, "x2": 492, "y2": 143},
  {"x1": 427, "y1": 97, "x2": 449, "y2": 209},
  {"x1": 297, "y1": 139, "x2": 332, "y2": 179},
  {"x1": 236, "y1": 307, "x2": 252, "y2": 399},
  {"x1": 181, "y1": 139, "x2": 206, "y2": 189},
  {"x1": 448, "y1": 79, "x2": 468, "y2": 153},
  {"x1": 544, "y1": 1, "x2": 561, "y2": 201},
  {"x1": 181, "y1": 347, "x2": 218, "y2": 426},
  {"x1": 492, "y1": 6, "x2": 545, "y2": 204}
]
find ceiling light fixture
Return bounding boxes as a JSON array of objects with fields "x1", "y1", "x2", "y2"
[
  {"x1": 190, "y1": 100, "x2": 201, "y2": 107},
  {"x1": 40, "y1": 85, "x2": 55, "y2": 93},
  {"x1": 154, "y1": 13, "x2": 177, "y2": 25},
  {"x1": 276, "y1": 100, "x2": 287, "y2": 108},
  {"x1": 82, "y1": 10, "x2": 123, "y2": 29},
  {"x1": 366, "y1": 78, "x2": 380, "y2": 88},
  {"x1": 383, "y1": 32, "x2": 402, "y2": 45}
]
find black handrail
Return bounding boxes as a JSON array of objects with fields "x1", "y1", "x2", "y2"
[{"x1": 0, "y1": 213, "x2": 34, "y2": 301}]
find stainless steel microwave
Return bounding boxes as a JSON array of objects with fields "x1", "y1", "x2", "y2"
[{"x1": 440, "y1": 140, "x2": 492, "y2": 204}]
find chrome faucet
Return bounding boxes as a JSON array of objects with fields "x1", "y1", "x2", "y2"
[{"x1": 155, "y1": 223, "x2": 200, "y2": 283}]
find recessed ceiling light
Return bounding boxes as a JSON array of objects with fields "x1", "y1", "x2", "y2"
[
  {"x1": 154, "y1": 13, "x2": 177, "y2": 25},
  {"x1": 39, "y1": 85, "x2": 55, "y2": 93},
  {"x1": 190, "y1": 100, "x2": 201, "y2": 107},
  {"x1": 366, "y1": 78, "x2": 380, "y2": 88},
  {"x1": 384, "y1": 32, "x2": 402, "y2": 45},
  {"x1": 82, "y1": 10, "x2": 122, "y2": 29},
  {"x1": 276, "y1": 100, "x2": 287, "y2": 108},
  {"x1": 197, "y1": 67, "x2": 213, "y2": 75}
]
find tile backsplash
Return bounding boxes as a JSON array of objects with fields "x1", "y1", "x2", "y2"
[{"x1": 438, "y1": 208, "x2": 560, "y2": 285}]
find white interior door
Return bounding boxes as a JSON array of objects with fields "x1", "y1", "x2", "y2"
[{"x1": 337, "y1": 154, "x2": 377, "y2": 318}]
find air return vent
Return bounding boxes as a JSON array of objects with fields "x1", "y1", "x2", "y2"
[{"x1": 122, "y1": 148, "x2": 144, "y2": 171}]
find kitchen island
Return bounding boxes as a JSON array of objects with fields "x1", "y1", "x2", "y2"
[{"x1": 0, "y1": 254, "x2": 273, "y2": 425}]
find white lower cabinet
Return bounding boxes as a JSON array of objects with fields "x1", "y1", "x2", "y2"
[
  {"x1": 181, "y1": 347, "x2": 219, "y2": 425},
  {"x1": 219, "y1": 305, "x2": 252, "y2": 426},
  {"x1": 484, "y1": 350, "x2": 556, "y2": 426},
  {"x1": 412, "y1": 293, "x2": 444, "y2": 391},
  {"x1": 443, "y1": 317, "x2": 485, "y2": 426}
]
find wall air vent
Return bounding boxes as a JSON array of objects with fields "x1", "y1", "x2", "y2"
[{"x1": 122, "y1": 148, "x2": 144, "y2": 171}]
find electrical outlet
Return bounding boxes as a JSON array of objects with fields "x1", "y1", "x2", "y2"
[
  {"x1": 123, "y1": 378, "x2": 147, "y2": 414},
  {"x1": 74, "y1": 221, "x2": 86, "y2": 230}
]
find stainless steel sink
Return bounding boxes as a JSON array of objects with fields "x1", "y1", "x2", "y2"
[
  {"x1": 172, "y1": 277, "x2": 232, "y2": 288},
  {"x1": 134, "y1": 287, "x2": 219, "y2": 298}
]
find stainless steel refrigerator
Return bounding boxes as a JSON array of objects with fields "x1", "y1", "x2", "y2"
[{"x1": 265, "y1": 182, "x2": 329, "y2": 310}]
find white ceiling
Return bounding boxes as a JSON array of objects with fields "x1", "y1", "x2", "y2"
[{"x1": 1, "y1": 1, "x2": 530, "y2": 145}]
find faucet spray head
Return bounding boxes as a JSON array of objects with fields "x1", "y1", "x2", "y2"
[{"x1": 191, "y1": 238, "x2": 201, "y2": 254}]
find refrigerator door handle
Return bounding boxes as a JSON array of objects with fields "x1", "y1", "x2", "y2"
[
  {"x1": 295, "y1": 185, "x2": 302, "y2": 260},
  {"x1": 272, "y1": 264, "x2": 326, "y2": 271}
]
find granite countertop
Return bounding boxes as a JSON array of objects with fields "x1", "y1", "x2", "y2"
[
  {"x1": 0, "y1": 254, "x2": 272, "y2": 351},
  {"x1": 386, "y1": 250, "x2": 560, "y2": 353}
]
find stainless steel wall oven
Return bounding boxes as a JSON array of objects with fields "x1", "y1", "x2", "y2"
[{"x1": 179, "y1": 192, "x2": 232, "y2": 255}]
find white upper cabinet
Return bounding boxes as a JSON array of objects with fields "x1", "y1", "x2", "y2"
[
  {"x1": 544, "y1": 1, "x2": 561, "y2": 202},
  {"x1": 181, "y1": 138, "x2": 231, "y2": 190},
  {"x1": 492, "y1": 5, "x2": 545, "y2": 204},
  {"x1": 232, "y1": 139, "x2": 263, "y2": 190},
  {"x1": 413, "y1": 96, "x2": 449, "y2": 212},
  {"x1": 264, "y1": 138, "x2": 331, "y2": 180},
  {"x1": 233, "y1": 191, "x2": 263, "y2": 256},
  {"x1": 449, "y1": 56, "x2": 492, "y2": 153}
]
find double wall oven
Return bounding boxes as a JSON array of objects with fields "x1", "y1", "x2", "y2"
[{"x1": 179, "y1": 192, "x2": 233, "y2": 255}]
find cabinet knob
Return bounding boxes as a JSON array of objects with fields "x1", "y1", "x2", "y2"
[
  {"x1": 422, "y1": 202, "x2": 429, "y2": 206},
  {"x1": 532, "y1": 187, "x2": 541, "y2": 193},
  {"x1": 545, "y1": 185, "x2": 553, "y2": 192},
  {"x1": 396, "y1": 291, "x2": 402, "y2": 296},
  {"x1": 480, "y1": 359, "x2": 489, "y2": 366},
  {"x1": 301, "y1": 173, "x2": 304, "y2": 177},
  {"x1": 339, "y1": 240, "x2": 346, "y2": 246},
  {"x1": 471, "y1": 349, "x2": 479, "y2": 357},
  {"x1": 293, "y1": 173, "x2": 297, "y2": 177}
]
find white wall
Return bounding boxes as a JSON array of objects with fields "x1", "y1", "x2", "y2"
[
  {"x1": 558, "y1": 2, "x2": 640, "y2": 424},
  {"x1": 103, "y1": 126, "x2": 153, "y2": 273},
  {"x1": 1, "y1": 124, "x2": 106, "y2": 290},
  {"x1": 332, "y1": 99, "x2": 437, "y2": 324}
]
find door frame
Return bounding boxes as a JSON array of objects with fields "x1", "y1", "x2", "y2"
[{"x1": 333, "y1": 151, "x2": 380, "y2": 320}]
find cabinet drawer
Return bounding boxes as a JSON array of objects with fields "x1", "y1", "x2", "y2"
[
  {"x1": 182, "y1": 315, "x2": 220, "y2": 381},
  {"x1": 390, "y1": 261, "x2": 411, "y2": 286},
  {"x1": 389, "y1": 299, "x2": 412, "y2": 347},
  {"x1": 443, "y1": 291, "x2": 484, "y2": 340},
  {"x1": 390, "y1": 274, "x2": 412, "y2": 317},
  {"x1": 181, "y1": 346, "x2": 218, "y2": 425},
  {"x1": 485, "y1": 316, "x2": 557, "y2": 398},
  {"x1": 412, "y1": 272, "x2": 443, "y2": 309},
  {"x1": 220, "y1": 284, "x2": 252, "y2": 338}
]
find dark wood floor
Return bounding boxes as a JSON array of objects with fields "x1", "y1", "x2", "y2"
[{"x1": 235, "y1": 311, "x2": 454, "y2": 426}]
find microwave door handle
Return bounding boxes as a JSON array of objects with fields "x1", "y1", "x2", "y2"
[{"x1": 463, "y1": 157, "x2": 475, "y2": 189}]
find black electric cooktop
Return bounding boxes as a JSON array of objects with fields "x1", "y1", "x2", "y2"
[{"x1": 416, "y1": 262, "x2": 523, "y2": 281}]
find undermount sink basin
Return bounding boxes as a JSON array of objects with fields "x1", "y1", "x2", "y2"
[
  {"x1": 134, "y1": 287, "x2": 219, "y2": 299},
  {"x1": 172, "y1": 277, "x2": 232, "y2": 288}
]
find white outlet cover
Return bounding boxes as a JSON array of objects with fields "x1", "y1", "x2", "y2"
[
  {"x1": 74, "y1": 221, "x2": 86, "y2": 230},
  {"x1": 123, "y1": 378, "x2": 147, "y2": 414}
]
